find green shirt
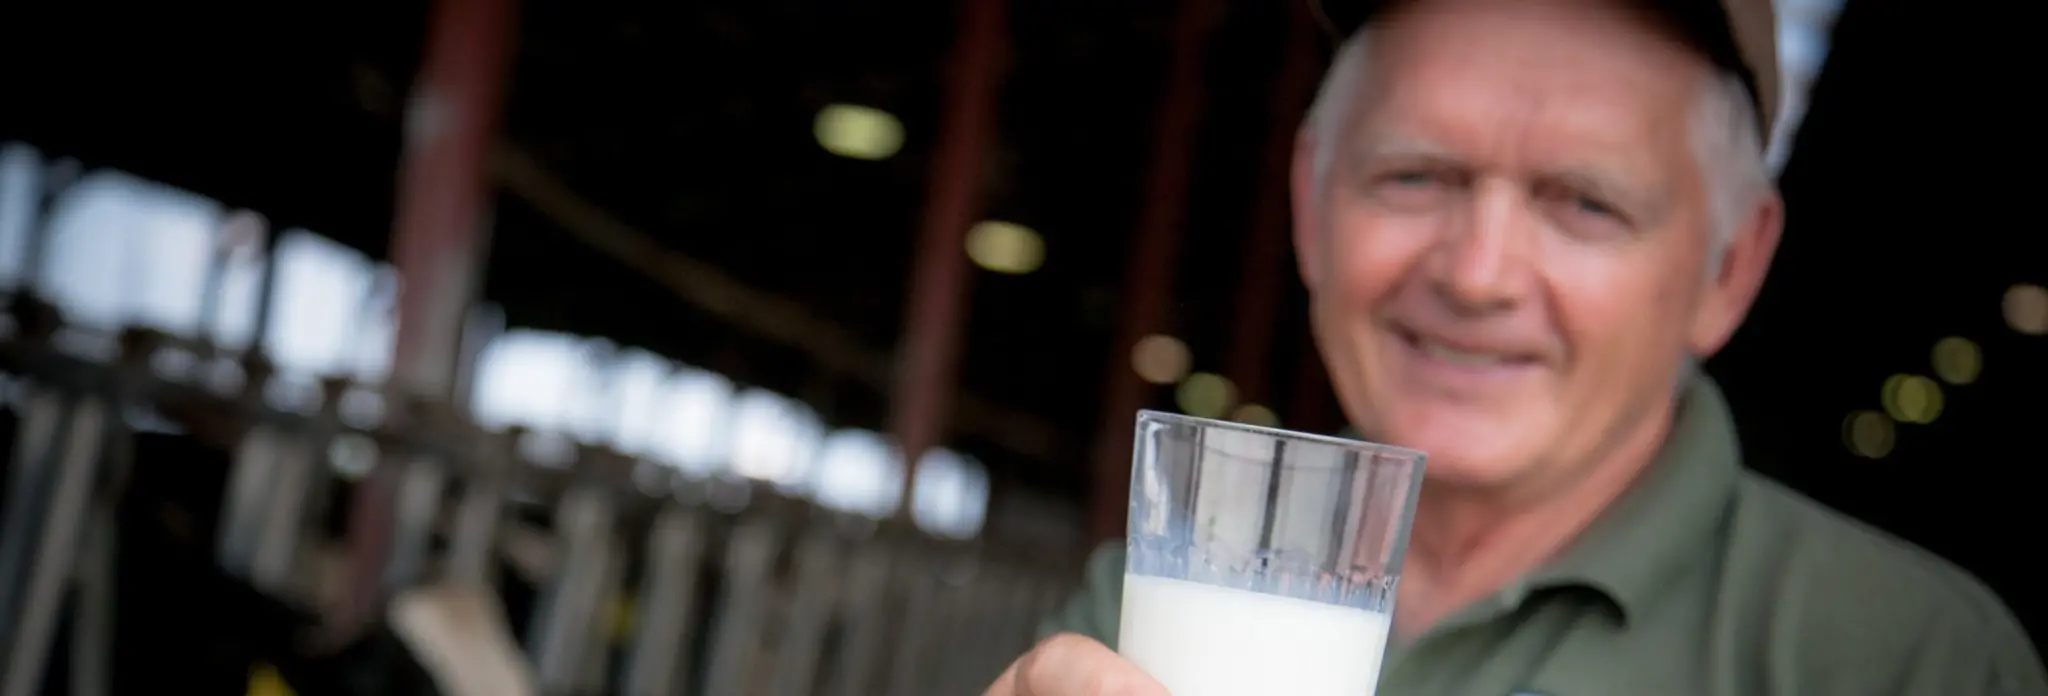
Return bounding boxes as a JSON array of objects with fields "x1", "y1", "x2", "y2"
[{"x1": 1041, "y1": 376, "x2": 2046, "y2": 695}]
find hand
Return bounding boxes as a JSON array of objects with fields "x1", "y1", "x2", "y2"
[{"x1": 983, "y1": 633, "x2": 1170, "y2": 696}]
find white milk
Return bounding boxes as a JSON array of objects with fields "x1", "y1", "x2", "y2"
[{"x1": 1118, "y1": 573, "x2": 1391, "y2": 696}]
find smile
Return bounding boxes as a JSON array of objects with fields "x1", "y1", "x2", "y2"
[
  {"x1": 1418, "y1": 339, "x2": 1514, "y2": 367},
  {"x1": 1392, "y1": 327, "x2": 1542, "y2": 385}
]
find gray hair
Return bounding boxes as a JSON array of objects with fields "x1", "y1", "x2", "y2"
[{"x1": 1303, "y1": 31, "x2": 1772, "y2": 266}]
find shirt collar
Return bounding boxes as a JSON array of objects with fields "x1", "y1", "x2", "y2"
[{"x1": 1517, "y1": 371, "x2": 1744, "y2": 625}]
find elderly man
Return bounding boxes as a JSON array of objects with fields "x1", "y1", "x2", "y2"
[{"x1": 984, "y1": 0, "x2": 2047, "y2": 694}]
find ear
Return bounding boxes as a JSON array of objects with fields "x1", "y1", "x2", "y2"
[
  {"x1": 1687, "y1": 190, "x2": 1783, "y2": 357},
  {"x1": 1291, "y1": 129, "x2": 1324, "y2": 289}
]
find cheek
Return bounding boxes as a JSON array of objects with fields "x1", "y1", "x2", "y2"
[
  {"x1": 1544, "y1": 249, "x2": 1697, "y2": 377},
  {"x1": 1323, "y1": 207, "x2": 1434, "y2": 302}
]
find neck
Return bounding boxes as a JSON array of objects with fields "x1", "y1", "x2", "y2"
[{"x1": 1391, "y1": 398, "x2": 1678, "y2": 637}]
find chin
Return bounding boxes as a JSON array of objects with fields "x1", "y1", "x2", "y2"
[
  {"x1": 1411, "y1": 448, "x2": 1531, "y2": 490},
  {"x1": 1374, "y1": 411, "x2": 1540, "y2": 491}
]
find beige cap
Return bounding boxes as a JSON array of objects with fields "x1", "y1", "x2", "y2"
[{"x1": 1313, "y1": 0, "x2": 1782, "y2": 144}]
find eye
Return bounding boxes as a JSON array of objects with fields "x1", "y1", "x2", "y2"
[
  {"x1": 1365, "y1": 167, "x2": 1464, "y2": 211},
  {"x1": 1381, "y1": 168, "x2": 1461, "y2": 189},
  {"x1": 1387, "y1": 170, "x2": 1439, "y2": 186},
  {"x1": 1533, "y1": 178, "x2": 1634, "y2": 235},
  {"x1": 1572, "y1": 196, "x2": 1618, "y2": 219}
]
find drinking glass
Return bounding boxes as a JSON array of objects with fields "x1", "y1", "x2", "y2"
[{"x1": 1119, "y1": 410, "x2": 1426, "y2": 696}]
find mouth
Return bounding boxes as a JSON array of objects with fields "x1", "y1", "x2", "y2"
[{"x1": 1393, "y1": 326, "x2": 1541, "y2": 372}]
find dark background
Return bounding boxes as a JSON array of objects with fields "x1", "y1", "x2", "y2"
[{"x1": 0, "y1": 0, "x2": 2040, "y2": 648}]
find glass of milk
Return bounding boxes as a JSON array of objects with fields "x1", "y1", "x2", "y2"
[{"x1": 1118, "y1": 410, "x2": 1425, "y2": 696}]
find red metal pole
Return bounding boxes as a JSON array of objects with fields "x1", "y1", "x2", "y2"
[
  {"x1": 332, "y1": 0, "x2": 516, "y2": 641},
  {"x1": 1088, "y1": 0, "x2": 1225, "y2": 541},
  {"x1": 1225, "y1": 5, "x2": 1322, "y2": 409},
  {"x1": 385, "y1": 6, "x2": 514, "y2": 399},
  {"x1": 889, "y1": 0, "x2": 1010, "y2": 506}
]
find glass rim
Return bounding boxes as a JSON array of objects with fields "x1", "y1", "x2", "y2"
[{"x1": 1136, "y1": 409, "x2": 1427, "y2": 464}]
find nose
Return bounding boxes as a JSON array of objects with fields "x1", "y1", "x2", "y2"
[{"x1": 1426, "y1": 177, "x2": 1531, "y2": 314}]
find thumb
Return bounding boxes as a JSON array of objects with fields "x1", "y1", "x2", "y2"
[{"x1": 1010, "y1": 633, "x2": 1169, "y2": 696}]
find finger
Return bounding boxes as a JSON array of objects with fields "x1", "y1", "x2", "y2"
[
  {"x1": 1013, "y1": 633, "x2": 1170, "y2": 696},
  {"x1": 983, "y1": 656, "x2": 1021, "y2": 696}
]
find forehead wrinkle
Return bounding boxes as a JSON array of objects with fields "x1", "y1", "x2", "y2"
[
  {"x1": 1349, "y1": 135, "x2": 1458, "y2": 164},
  {"x1": 1379, "y1": 56, "x2": 1688, "y2": 185},
  {"x1": 1517, "y1": 95, "x2": 1684, "y2": 204},
  {"x1": 1353, "y1": 100, "x2": 1672, "y2": 200},
  {"x1": 1351, "y1": 0, "x2": 1705, "y2": 174}
]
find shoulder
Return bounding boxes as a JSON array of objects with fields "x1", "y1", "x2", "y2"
[{"x1": 1723, "y1": 472, "x2": 2045, "y2": 694}]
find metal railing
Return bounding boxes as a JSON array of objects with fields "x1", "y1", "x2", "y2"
[
  {"x1": 0, "y1": 134, "x2": 1082, "y2": 696},
  {"x1": 0, "y1": 298, "x2": 1078, "y2": 696}
]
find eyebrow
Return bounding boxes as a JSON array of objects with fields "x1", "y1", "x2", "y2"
[
  {"x1": 1537, "y1": 167, "x2": 1634, "y2": 202},
  {"x1": 1347, "y1": 137, "x2": 1460, "y2": 166},
  {"x1": 1536, "y1": 164, "x2": 1675, "y2": 220},
  {"x1": 1349, "y1": 136, "x2": 1666, "y2": 211}
]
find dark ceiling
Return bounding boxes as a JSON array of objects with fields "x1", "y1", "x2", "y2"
[
  {"x1": 2, "y1": 0, "x2": 2045, "y2": 635},
  {"x1": 0, "y1": 0, "x2": 1312, "y2": 495}
]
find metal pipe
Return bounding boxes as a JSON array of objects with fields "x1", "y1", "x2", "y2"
[
  {"x1": 333, "y1": 0, "x2": 517, "y2": 643},
  {"x1": 0, "y1": 395, "x2": 109, "y2": 696},
  {"x1": 1087, "y1": 0, "x2": 1226, "y2": 540},
  {"x1": 385, "y1": 0, "x2": 516, "y2": 399},
  {"x1": 529, "y1": 484, "x2": 616, "y2": 696},
  {"x1": 620, "y1": 505, "x2": 708, "y2": 696},
  {"x1": 889, "y1": 0, "x2": 1012, "y2": 506}
]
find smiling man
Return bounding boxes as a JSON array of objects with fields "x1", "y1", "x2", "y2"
[{"x1": 984, "y1": 0, "x2": 2047, "y2": 694}]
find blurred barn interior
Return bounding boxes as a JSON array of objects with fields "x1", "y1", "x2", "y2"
[{"x1": 0, "y1": 0, "x2": 2042, "y2": 693}]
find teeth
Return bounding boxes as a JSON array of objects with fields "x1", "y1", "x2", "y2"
[{"x1": 1421, "y1": 341, "x2": 1505, "y2": 366}]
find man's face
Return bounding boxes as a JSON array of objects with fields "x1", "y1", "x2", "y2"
[{"x1": 1293, "y1": 0, "x2": 1774, "y2": 495}]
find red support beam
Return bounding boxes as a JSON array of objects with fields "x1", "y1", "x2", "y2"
[
  {"x1": 331, "y1": 0, "x2": 516, "y2": 642},
  {"x1": 384, "y1": 2, "x2": 516, "y2": 400},
  {"x1": 1087, "y1": 0, "x2": 1225, "y2": 541},
  {"x1": 1225, "y1": 5, "x2": 1323, "y2": 411},
  {"x1": 889, "y1": 0, "x2": 1011, "y2": 505}
]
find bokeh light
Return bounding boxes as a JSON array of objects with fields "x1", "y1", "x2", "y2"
[
  {"x1": 1841, "y1": 410, "x2": 1895, "y2": 459},
  {"x1": 1930, "y1": 336, "x2": 1981, "y2": 386},
  {"x1": 1176, "y1": 372, "x2": 1236, "y2": 419},
  {"x1": 1880, "y1": 374, "x2": 1944, "y2": 425},
  {"x1": 964, "y1": 220, "x2": 1044, "y2": 275},
  {"x1": 814, "y1": 104, "x2": 904, "y2": 161},
  {"x1": 1230, "y1": 403, "x2": 1279, "y2": 428},
  {"x1": 1130, "y1": 334, "x2": 1191, "y2": 385},
  {"x1": 2003, "y1": 284, "x2": 2048, "y2": 336}
]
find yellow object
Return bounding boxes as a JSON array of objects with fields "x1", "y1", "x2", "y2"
[
  {"x1": 248, "y1": 663, "x2": 296, "y2": 696},
  {"x1": 610, "y1": 595, "x2": 637, "y2": 644}
]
